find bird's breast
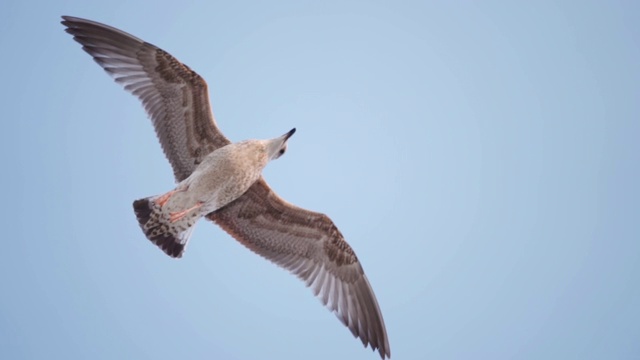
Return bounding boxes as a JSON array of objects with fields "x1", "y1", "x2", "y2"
[{"x1": 185, "y1": 151, "x2": 262, "y2": 210}]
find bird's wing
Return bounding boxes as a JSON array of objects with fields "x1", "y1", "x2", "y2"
[
  {"x1": 62, "y1": 16, "x2": 230, "y2": 182},
  {"x1": 208, "y1": 178, "x2": 391, "y2": 359}
]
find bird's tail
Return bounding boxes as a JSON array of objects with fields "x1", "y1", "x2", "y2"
[{"x1": 133, "y1": 196, "x2": 195, "y2": 258}]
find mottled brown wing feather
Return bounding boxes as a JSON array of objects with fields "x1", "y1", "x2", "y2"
[
  {"x1": 208, "y1": 178, "x2": 391, "y2": 359},
  {"x1": 61, "y1": 16, "x2": 230, "y2": 181}
]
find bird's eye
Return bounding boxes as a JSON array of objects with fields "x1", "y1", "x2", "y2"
[{"x1": 279, "y1": 149, "x2": 285, "y2": 155}]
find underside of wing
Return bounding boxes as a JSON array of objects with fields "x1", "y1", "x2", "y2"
[
  {"x1": 208, "y1": 179, "x2": 391, "y2": 359},
  {"x1": 62, "y1": 16, "x2": 230, "y2": 181}
]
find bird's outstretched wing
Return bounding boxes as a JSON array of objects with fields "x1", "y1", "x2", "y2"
[
  {"x1": 209, "y1": 178, "x2": 391, "y2": 359},
  {"x1": 61, "y1": 16, "x2": 230, "y2": 181}
]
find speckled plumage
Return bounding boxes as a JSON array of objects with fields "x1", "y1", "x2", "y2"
[
  {"x1": 62, "y1": 15, "x2": 391, "y2": 359},
  {"x1": 133, "y1": 137, "x2": 293, "y2": 257}
]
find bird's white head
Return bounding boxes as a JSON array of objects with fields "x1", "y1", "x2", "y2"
[{"x1": 265, "y1": 128, "x2": 296, "y2": 161}]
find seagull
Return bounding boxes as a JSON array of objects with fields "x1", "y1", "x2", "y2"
[{"x1": 62, "y1": 16, "x2": 390, "y2": 359}]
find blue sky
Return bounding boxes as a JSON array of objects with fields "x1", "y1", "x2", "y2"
[{"x1": 1, "y1": 0, "x2": 639, "y2": 359}]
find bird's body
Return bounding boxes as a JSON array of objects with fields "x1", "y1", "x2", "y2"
[
  {"x1": 134, "y1": 134, "x2": 295, "y2": 257},
  {"x1": 169, "y1": 140, "x2": 272, "y2": 212},
  {"x1": 62, "y1": 15, "x2": 391, "y2": 359}
]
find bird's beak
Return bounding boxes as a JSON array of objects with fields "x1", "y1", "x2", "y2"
[{"x1": 282, "y1": 128, "x2": 296, "y2": 141}]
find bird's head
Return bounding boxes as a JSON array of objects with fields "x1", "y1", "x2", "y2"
[{"x1": 266, "y1": 128, "x2": 296, "y2": 161}]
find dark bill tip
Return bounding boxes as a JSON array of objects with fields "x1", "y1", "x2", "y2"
[{"x1": 283, "y1": 128, "x2": 296, "y2": 140}]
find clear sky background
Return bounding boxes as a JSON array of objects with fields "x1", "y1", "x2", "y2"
[{"x1": 1, "y1": 1, "x2": 638, "y2": 359}]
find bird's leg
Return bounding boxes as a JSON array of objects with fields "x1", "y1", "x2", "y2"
[
  {"x1": 155, "y1": 184, "x2": 190, "y2": 207},
  {"x1": 169, "y1": 202, "x2": 204, "y2": 223},
  {"x1": 155, "y1": 190, "x2": 176, "y2": 207}
]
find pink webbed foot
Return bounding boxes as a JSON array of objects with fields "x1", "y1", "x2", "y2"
[
  {"x1": 169, "y1": 202, "x2": 204, "y2": 223},
  {"x1": 155, "y1": 185, "x2": 189, "y2": 207},
  {"x1": 155, "y1": 190, "x2": 175, "y2": 207}
]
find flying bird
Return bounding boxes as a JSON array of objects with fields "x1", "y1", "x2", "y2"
[{"x1": 61, "y1": 16, "x2": 390, "y2": 359}]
